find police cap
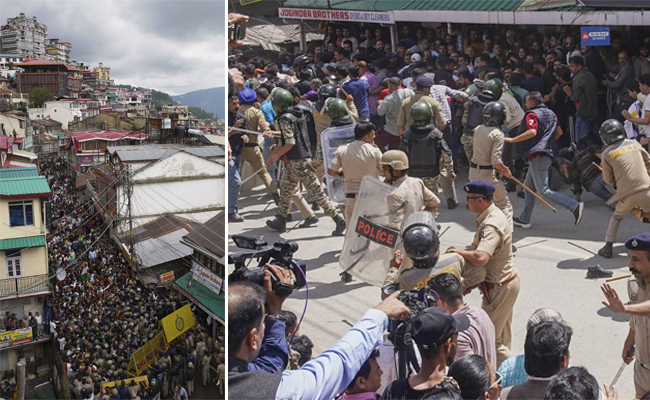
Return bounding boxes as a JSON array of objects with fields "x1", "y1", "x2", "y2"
[
  {"x1": 464, "y1": 179, "x2": 496, "y2": 196},
  {"x1": 625, "y1": 233, "x2": 650, "y2": 251},
  {"x1": 415, "y1": 76, "x2": 434, "y2": 88}
]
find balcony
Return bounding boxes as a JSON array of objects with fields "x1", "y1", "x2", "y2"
[{"x1": 0, "y1": 274, "x2": 51, "y2": 299}]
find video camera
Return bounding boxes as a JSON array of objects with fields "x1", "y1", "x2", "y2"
[{"x1": 228, "y1": 235, "x2": 307, "y2": 297}]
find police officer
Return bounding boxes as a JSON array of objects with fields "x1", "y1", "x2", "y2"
[
  {"x1": 378, "y1": 150, "x2": 440, "y2": 231},
  {"x1": 598, "y1": 119, "x2": 650, "y2": 258},
  {"x1": 266, "y1": 88, "x2": 346, "y2": 235},
  {"x1": 462, "y1": 79, "x2": 503, "y2": 164},
  {"x1": 470, "y1": 101, "x2": 514, "y2": 226},
  {"x1": 327, "y1": 118, "x2": 382, "y2": 222},
  {"x1": 447, "y1": 180, "x2": 519, "y2": 366},
  {"x1": 397, "y1": 76, "x2": 446, "y2": 136},
  {"x1": 601, "y1": 233, "x2": 650, "y2": 397},
  {"x1": 400, "y1": 100, "x2": 456, "y2": 207}
]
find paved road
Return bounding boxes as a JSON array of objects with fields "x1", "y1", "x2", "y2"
[{"x1": 229, "y1": 170, "x2": 643, "y2": 399}]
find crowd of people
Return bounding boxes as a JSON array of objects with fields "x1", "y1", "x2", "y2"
[
  {"x1": 228, "y1": 15, "x2": 650, "y2": 400},
  {"x1": 30, "y1": 157, "x2": 226, "y2": 399}
]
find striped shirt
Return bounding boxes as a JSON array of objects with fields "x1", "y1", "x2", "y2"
[{"x1": 428, "y1": 85, "x2": 469, "y2": 123}]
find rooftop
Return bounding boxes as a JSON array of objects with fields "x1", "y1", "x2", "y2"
[
  {"x1": 0, "y1": 176, "x2": 51, "y2": 198},
  {"x1": 182, "y1": 211, "x2": 225, "y2": 259},
  {"x1": 0, "y1": 167, "x2": 39, "y2": 179}
]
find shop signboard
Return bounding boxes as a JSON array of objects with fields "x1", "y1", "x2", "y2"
[
  {"x1": 581, "y1": 27, "x2": 610, "y2": 46},
  {"x1": 192, "y1": 261, "x2": 223, "y2": 295},
  {"x1": 279, "y1": 7, "x2": 394, "y2": 24},
  {"x1": 160, "y1": 271, "x2": 175, "y2": 284},
  {"x1": 0, "y1": 327, "x2": 33, "y2": 349}
]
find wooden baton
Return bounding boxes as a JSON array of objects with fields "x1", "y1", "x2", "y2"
[
  {"x1": 606, "y1": 274, "x2": 632, "y2": 282},
  {"x1": 592, "y1": 162, "x2": 603, "y2": 172},
  {"x1": 509, "y1": 176, "x2": 558, "y2": 212}
]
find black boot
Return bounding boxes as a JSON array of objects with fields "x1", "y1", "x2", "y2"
[
  {"x1": 272, "y1": 193, "x2": 280, "y2": 205},
  {"x1": 300, "y1": 216, "x2": 319, "y2": 228},
  {"x1": 266, "y1": 215, "x2": 287, "y2": 232},
  {"x1": 332, "y1": 214, "x2": 346, "y2": 236},
  {"x1": 598, "y1": 242, "x2": 613, "y2": 258},
  {"x1": 312, "y1": 202, "x2": 320, "y2": 211}
]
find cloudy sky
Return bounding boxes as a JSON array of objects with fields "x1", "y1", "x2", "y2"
[{"x1": 1, "y1": 0, "x2": 226, "y2": 95}]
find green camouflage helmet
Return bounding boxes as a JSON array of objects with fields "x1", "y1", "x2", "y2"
[
  {"x1": 324, "y1": 97, "x2": 350, "y2": 123},
  {"x1": 270, "y1": 88, "x2": 294, "y2": 113},
  {"x1": 483, "y1": 79, "x2": 503, "y2": 100},
  {"x1": 410, "y1": 100, "x2": 433, "y2": 127}
]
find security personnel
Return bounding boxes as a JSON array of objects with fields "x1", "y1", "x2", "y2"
[
  {"x1": 265, "y1": 88, "x2": 346, "y2": 235},
  {"x1": 470, "y1": 101, "x2": 514, "y2": 226},
  {"x1": 238, "y1": 88, "x2": 281, "y2": 205},
  {"x1": 396, "y1": 76, "x2": 447, "y2": 136},
  {"x1": 447, "y1": 180, "x2": 519, "y2": 366},
  {"x1": 601, "y1": 233, "x2": 650, "y2": 397},
  {"x1": 462, "y1": 79, "x2": 503, "y2": 164},
  {"x1": 400, "y1": 100, "x2": 456, "y2": 206},
  {"x1": 598, "y1": 119, "x2": 650, "y2": 258},
  {"x1": 378, "y1": 150, "x2": 440, "y2": 231},
  {"x1": 327, "y1": 118, "x2": 382, "y2": 222}
]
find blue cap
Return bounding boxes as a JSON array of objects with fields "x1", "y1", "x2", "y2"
[
  {"x1": 237, "y1": 87, "x2": 257, "y2": 105},
  {"x1": 385, "y1": 52, "x2": 398, "y2": 59},
  {"x1": 625, "y1": 233, "x2": 650, "y2": 251},
  {"x1": 415, "y1": 76, "x2": 434, "y2": 87},
  {"x1": 464, "y1": 179, "x2": 496, "y2": 195}
]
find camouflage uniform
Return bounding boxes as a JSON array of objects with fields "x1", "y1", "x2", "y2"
[
  {"x1": 277, "y1": 118, "x2": 338, "y2": 218},
  {"x1": 460, "y1": 133, "x2": 474, "y2": 165},
  {"x1": 419, "y1": 150, "x2": 455, "y2": 200}
]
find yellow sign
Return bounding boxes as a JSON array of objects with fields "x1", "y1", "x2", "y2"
[
  {"x1": 161, "y1": 304, "x2": 194, "y2": 343},
  {"x1": 160, "y1": 271, "x2": 175, "y2": 284},
  {"x1": 102, "y1": 375, "x2": 149, "y2": 391},
  {"x1": 0, "y1": 327, "x2": 33, "y2": 349}
]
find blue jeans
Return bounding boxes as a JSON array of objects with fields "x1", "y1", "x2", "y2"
[
  {"x1": 518, "y1": 155, "x2": 579, "y2": 223},
  {"x1": 575, "y1": 117, "x2": 600, "y2": 149},
  {"x1": 228, "y1": 153, "x2": 242, "y2": 214},
  {"x1": 585, "y1": 175, "x2": 614, "y2": 202}
]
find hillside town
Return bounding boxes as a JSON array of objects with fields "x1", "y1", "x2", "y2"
[{"x1": 0, "y1": 11, "x2": 225, "y2": 400}]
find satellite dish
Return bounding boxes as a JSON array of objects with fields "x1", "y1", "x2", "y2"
[{"x1": 56, "y1": 268, "x2": 66, "y2": 281}]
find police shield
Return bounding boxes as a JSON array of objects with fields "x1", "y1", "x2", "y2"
[
  {"x1": 339, "y1": 175, "x2": 402, "y2": 287},
  {"x1": 321, "y1": 123, "x2": 356, "y2": 205}
]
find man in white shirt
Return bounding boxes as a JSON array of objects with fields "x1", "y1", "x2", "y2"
[
  {"x1": 35, "y1": 312, "x2": 42, "y2": 338},
  {"x1": 623, "y1": 74, "x2": 650, "y2": 139},
  {"x1": 376, "y1": 77, "x2": 414, "y2": 151}
]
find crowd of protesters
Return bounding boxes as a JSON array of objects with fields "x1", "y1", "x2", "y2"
[{"x1": 30, "y1": 156, "x2": 226, "y2": 399}]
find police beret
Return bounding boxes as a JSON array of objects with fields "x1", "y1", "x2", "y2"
[
  {"x1": 415, "y1": 76, "x2": 434, "y2": 87},
  {"x1": 464, "y1": 179, "x2": 496, "y2": 195},
  {"x1": 625, "y1": 233, "x2": 650, "y2": 251},
  {"x1": 237, "y1": 87, "x2": 257, "y2": 105}
]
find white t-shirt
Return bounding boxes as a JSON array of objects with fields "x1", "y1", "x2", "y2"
[{"x1": 641, "y1": 95, "x2": 650, "y2": 135}]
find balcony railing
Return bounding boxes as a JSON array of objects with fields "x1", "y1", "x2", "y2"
[{"x1": 0, "y1": 274, "x2": 51, "y2": 299}]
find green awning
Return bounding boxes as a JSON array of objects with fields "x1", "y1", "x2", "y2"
[
  {"x1": 0, "y1": 235, "x2": 46, "y2": 251},
  {"x1": 0, "y1": 176, "x2": 51, "y2": 198},
  {"x1": 174, "y1": 273, "x2": 224, "y2": 323}
]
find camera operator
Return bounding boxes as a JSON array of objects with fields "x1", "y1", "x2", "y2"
[
  {"x1": 382, "y1": 212, "x2": 486, "y2": 294},
  {"x1": 229, "y1": 266, "x2": 410, "y2": 400},
  {"x1": 380, "y1": 307, "x2": 469, "y2": 400}
]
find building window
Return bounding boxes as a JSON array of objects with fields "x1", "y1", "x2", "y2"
[
  {"x1": 5, "y1": 250, "x2": 22, "y2": 278},
  {"x1": 9, "y1": 201, "x2": 34, "y2": 227}
]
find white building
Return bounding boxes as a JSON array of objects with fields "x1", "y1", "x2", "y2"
[
  {"x1": 0, "y1": 53, "x2": 24, "y2": 69},
  {"x1": 27, "y1": 100, "x2": 83, "y2": 130}
]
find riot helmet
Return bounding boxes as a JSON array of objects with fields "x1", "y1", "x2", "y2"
[
  {"x1": 270, "y1": 88, "x2": 294, "y2": 114},
  {"x1": 483, "y1": 101, "x2": 507, "y2": 127},
  {"x1": 410, "y1": 101, "x2": 433, "y2": 127},
  {"x1": 483, "y1": 79, "x2": 503, "y2": 100},
  {"x1": 401, "y1": 211, "x2": 440, "y2": 269},
  {"x1": 318, "y1": 84, "x2": 337, "y2": 105},
  {"x1": 600, "y1": 119, "x2": 625, "y2": 145},
  {"x1": 379, "y1": 150, "x2": 409, "y2": 171},
  {"x1": 324, "y1": 98, "x2": 351, "y2": 123},
  {"x1": 293, "y1": 55, "x2": 309, "y2": 71}
]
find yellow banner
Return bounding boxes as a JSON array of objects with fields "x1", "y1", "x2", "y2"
[
  {"x1": 0, "y1": 327, "x2": 33, "y2": 349},
  {"x1": 160, "y1": 271, "x2": 175, "y2": 284},
  {"x1": 161, "y1": 304, "x2": 194, "y2": 343}
]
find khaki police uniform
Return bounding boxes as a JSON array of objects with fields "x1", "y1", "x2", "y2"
[
  {"x1": 628, "y1": 276, "x2": 650, "y2": 397},
  {"x1": 601, "y1": 139, "x2": 650, "y2": 243},
  {"x1": 240, "y1": 104, "x2": 278, "y2": 195},
  {"x1": 397, "y1": 92, "x2": 446, "y2": 132},
  {"x1": 386, "y1": 175, "x2": 440, "y2": 231},
  {"x1": 470, "y1": 125, "x2": 514, "y2": 226},
  {"x1": 464, "y1": 203, "x2": 519, "y2": 366},
  {"x1": 328, "y1": 140, "x2": 382, "y2": 221}
]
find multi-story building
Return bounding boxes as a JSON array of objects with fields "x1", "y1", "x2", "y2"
[
  {"x1": 27, "y1": 100, "x2": 83, "y2": 130},
  {"x1": 0, "y1": 166, "x2": 52, "y2": 373},
  {"x1": 0, "y1": 53, "x2": 25, "y2": 69},
  {"x1": 15, "y1": 59, "x2": 70, "y2": 98},
  {"x1": 1, "y1": 13, "x2": 48, "y2": 60},
  {"x1": 44, "y1": 38, "x2": 71, "y2": 65}
]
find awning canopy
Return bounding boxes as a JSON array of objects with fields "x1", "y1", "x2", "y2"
[{"x1": 174, "y1": 273, "x2": 224, "y2": 324}]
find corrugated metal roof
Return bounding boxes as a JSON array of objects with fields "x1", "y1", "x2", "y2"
[
  {"x1": 135, "y1": 229, "x2": 193, "y2": 268},
  {"x1": 0, "y1": 176, "x2": 51, "y2": 197},
  {"x1": 0, "y1": 235, "x2": 46, "y2": 251},
  {"x1": 0, "y1": 167, "x2": 39, "y2": 180},
  {"x1": 283, "y1": 0, "x2": 524, "y2": 11},
  {"x1": 115, "y1": 148, "x2": 178, "y2": 162},
  {"x1": 182, "y1": 211, "x2": 225, "y2": 258},
  {"x1": 244, "y1": 24, "x2": 324, "y2": 51},
  {"x1": 181, "y1": 147, "x2": 225, "y2": 158},
  {"x1": 107, "y1": 144, "x2": 223, "y2": 161}
]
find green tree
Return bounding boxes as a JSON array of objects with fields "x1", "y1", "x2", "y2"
[{"x1": 28, "y1": 87, "x2": 54, "y2": 108}]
